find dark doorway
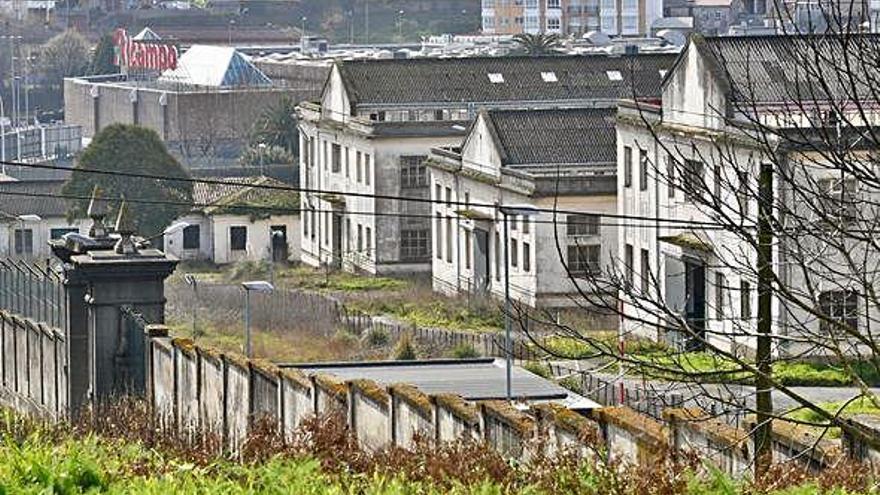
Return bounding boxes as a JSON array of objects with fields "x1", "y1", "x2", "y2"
[
  {"x1": 473, "y1": 228, "x2": 489, "y2": 293},
  {"x1": 684, "y1": 259, "x2": 706, "y2": 351},
  {"x1": 331, "y1": 214, "x2": 342, "y2": 268},
  {"x1": 271, "y1": 225, "x2": 287, "y2": 262}
]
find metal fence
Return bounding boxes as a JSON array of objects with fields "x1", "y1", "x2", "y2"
[
  {"x1": 0, "y1": 259, "x2": 65, "y2": 330},
  {"x1": 549, "y1": 364, "x2": 684, "y2": 420}
]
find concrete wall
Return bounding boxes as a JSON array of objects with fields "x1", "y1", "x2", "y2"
[
  {"x1": 0, "y1": 310, "x2": 67, "y2": 419},
  {"x1": 0, "y1": 218, "x2": 91, "y2": 260}
]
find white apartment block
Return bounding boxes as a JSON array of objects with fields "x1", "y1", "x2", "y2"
[
  {"x1": 617, "y1": 34, "x2": 880, "y2": 355},
  {"x1": 481, "y1": 0, "x2": 662, "y2": 37},
  {"x1": 428, "y1": 108, "x2": 618, "y2": 309},
  {"x1": 297, "y1": 54, "x2": 674, "y2": 276}
]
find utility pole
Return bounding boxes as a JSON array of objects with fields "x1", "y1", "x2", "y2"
[
  {"x1": 754, "y1": 161, "x2": 774, "y2": 478},
  {"x1": 365, "y1": 0, "x2": 370, "y2": 44}
]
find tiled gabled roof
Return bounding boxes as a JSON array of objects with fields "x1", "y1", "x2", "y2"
[
  {"x1": 0, "y1": 180, "x2": 71, "y2": 219},
  {"x1": 694, "y1": 34, "x2": 880, "y2": 105},
  {"x1": 482, "y1": 108, "x2": 617, "y2": 168},
  {"x1": 193, "y1": 176, "x2": 298, "y2": 216},
  {"x1": 337, "y1": 54, "x2": 676, "y2": 107}
]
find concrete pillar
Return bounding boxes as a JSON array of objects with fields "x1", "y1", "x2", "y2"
[{"x1": 72, "y1": 247, "x2": 177, "y2": 402}]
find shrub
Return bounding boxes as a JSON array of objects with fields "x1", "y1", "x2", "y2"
[
  {"x1": 449, "y1": 343, "x2": 480, "y2": 359},
  {"x1": 523, "y1": 361, "x2": 552, "y2": 379},
  {"x1": 365, "y1": 328, "x2": 390, "y2": 347},
  {"x1": 392, "y1": 334, "x2": 417, "y2": 361}
]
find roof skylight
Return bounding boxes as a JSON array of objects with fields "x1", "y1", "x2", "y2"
[
  {"x1": 606, "y1": 70, "x2": 623, "y2": 81},
  {"x1": 488, "y1": 73, "x2": 505, "y2": 83},
  {"x1": 541, "y1": 71, "x2": 558, "y2": 82}
]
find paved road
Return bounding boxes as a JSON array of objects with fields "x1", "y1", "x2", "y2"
[{"x1": 551, "y1": 362, "x2": 880, "y2": 415}]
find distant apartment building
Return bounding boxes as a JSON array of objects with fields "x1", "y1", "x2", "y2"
[
  {"x1": 297, "y1": 54, "x2": 674, "y2": 276},
  {"x1": 480, "y1": 0, "x2": 662, "y2": 37},
  {"x1": 427, "y1": 108, "x2": 618, "y2": 309}
]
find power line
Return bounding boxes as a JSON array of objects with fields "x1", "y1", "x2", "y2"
[
  {"x1": 0, "y1": 158, "x2": 730, "y2": 229},
  {"x1": 0, "y1": 188, "x2": 731, "y2": 230}
]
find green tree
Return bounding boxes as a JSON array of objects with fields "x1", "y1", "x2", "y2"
[
  {"x1": 250, "y1": 97, "x2": 299, "y2": 155},
  {"x1": 39, "y1": 30, "x2": 91, "y2": 87},
  {"x1": 512, "y1": 33, "x2": 562, "y2": 56},
  {"x1": 90, "y1": 34, "x2": 117, "y2": 75},
  {"x1": 63, "y1": 124, "x2": 193, "y2": 238}
]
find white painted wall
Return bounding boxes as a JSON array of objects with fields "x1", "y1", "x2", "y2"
[
  {"x1": 165, "y1": 213, "x2": 300, "y2": 265},
  {"x1": 0, "y1": 217, "x2": 90, "y2": 259}
]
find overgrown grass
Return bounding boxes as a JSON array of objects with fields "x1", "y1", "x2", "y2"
[
  {"x1": 0, "y1": 405, "x2": 873, "y2": 494},
  {"x1": 348, "y1": 297, "x2": 504, "y2": 333},
  {"x1": 785, "y1": 397, "x2": 880, "y2": 439}
]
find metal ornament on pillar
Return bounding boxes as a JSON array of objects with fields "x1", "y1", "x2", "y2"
[
  {"x1": 87, "y1": 185, "x2": 108, "y2": 239},
  {"x1": 113, "y1": 198, "x2": 138, "y2": 255}
]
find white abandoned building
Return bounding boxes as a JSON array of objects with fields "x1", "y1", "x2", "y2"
[
  {"x1": 427, "y1": 108, "x2": 617, "y2": 309},
  {"x1": 617, "y1": 34, "x2": 880, "y2": 355},
  {"x1": 297, "y1": 53, "x2": 674, "y2": 276},
  {"x1": 163, "y1": 176, "x2": 300, "y2": 265}
]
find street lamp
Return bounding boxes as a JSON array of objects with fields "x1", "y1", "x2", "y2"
[
  {"x1": 184, "y1": 273, "x2": 199, "y2": 338},
  {"x1": 15, "y1": 214, "x2": 41, "y2": 258},
  {"x1": 300, "y1": 16, "x2": 308, "y2": 51},
  {"x1": 498, "y1": 205, "x2": 538, "y2": 401},
  {"x1": 241, "y1": 280, "x2": 274, "y2": 358},
  {"x1": 397, "y1": 10, "x2": 405, "y2": 39},
  {"x1": 257, "y1": 142, "x2": 267, "y2": 175}
]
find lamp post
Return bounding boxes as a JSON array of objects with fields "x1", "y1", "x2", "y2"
[
  {"x1": 300, "y1": 16, "x2": 308, "y2": 52},
  {"x1": 241, "y1": 280, "x2": 274, "y2": 358},
  {"x1": 257, "y1": 142, "x2": 267, "y2": 176},
  {"x1": 397, "y1": 10, "x2": 405, "y2": 40},
  {"x1": 498, "y1": 205, "x2": 538, "y2": 401},
  {"x1": 184, "y1": 273, "x2": 198, "y2": 338}
]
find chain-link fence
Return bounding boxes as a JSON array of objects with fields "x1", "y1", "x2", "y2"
[{"x1": 0, "y1": 259, "x2": 65, "y2": 329}]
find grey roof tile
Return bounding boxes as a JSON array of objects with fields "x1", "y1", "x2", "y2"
[
  {"x1": 338, "y1": 54, "x2": 676, "y2": 107},
  {"x1": 0, "y1": 180, "x2": 70, "y2": 219}
]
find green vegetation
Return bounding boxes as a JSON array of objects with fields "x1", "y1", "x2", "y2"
[
  {"x1": 449, "y1": 343, "x2": 481, "y2": 359},
  {"x1": 538, "y1": 336, "x2": 880, "y2": 387},
  {"x1": 63, "y1": 124, "x2": 193, "y2": 238},
  {"x1": 0, "y1": 407, "x2": 873, "y2": 495},
  {"x1": 349, "y1": 297, "x2": 503, "y2": 333},
  {"x1": 391, "y1": 333, "x2": 417, "y2": 360},
  {"x1": 786, "y1": 398, "x2": 880, "y2": 438}
]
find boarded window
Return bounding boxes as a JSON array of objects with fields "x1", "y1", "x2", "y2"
[
  {"x1": 183, "y1": 225, "x2": 200, "y2": 250},
  {"x1": 230, "y1": 226, "x2": 247, "y2": 251}
]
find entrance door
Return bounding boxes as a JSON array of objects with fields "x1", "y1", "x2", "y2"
[
  {"x1": 331, "y1": 214, "x2": 342, "y2": 268},
  {"x1": 684, "y1": 260, "x2": 706, "y2": 351},
  {"x1": 270, "y1": 225, "x2": 288, "y2": 262},
  {"x1": 473, "y1": 229, "x2": 489, "y2": 293}
]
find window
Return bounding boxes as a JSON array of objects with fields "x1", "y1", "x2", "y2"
[
  {"x1": 230, "y1": 226, "x2": 247, "y2": 251},
  {"x1": 364, "y1": 154, "x2": 371, "y2": 185},
  {"x1": 435, "y1": 183, "x2": 441, "y2": 202},
  {"x1": 640, "y1": 248, "x2": 650, "y2": 293},
  {"x1": 714, "y1": 272, "x2": 726, "y2": 320},
  {"x1": 624, "y1": 146, "x2": 633, "y2": 187},
  {"x1": 464, "y1": 192, "x2": 470, "y2": 209},
  {"x1": 323, "y1": 141, "x2": 328, "y2": 170},
  {"x1": 400, "y1": 155, "x2": 428, "y2": 188},
  {"x1": 356, "y1": 151, "x2": 363, "y2": 182},
  {"x1": 182, "y1": 225, "x2": 200, "y2": 250},
  {"x1": 817, "y1": 177, "x2": 858, "y2": 223},
  {"x1": 523, "y1": 242, "x2": 531, "y2": 272},
  {"x1": 434, "y1": 109, "x2": 444, "y2": 121},
  {"x1": 547, "y1": 17, "x2": 561, "y2": 29},
  {"x1": 346, "y1": 219, "x2": 352, "y2": 251},
  {"x1": 737, "y1": 170, "x2": 750, "y2": 217},
  {"x1": 357, "y1": 224, "x2": 363, "y2": 252},
  {"x1": 523, "y1": 216, "x2": 530, "y2": 234},
  {"x1": 344, "y1": 146, "x2": 350, "y2": 178},
  {"x1": 364, "y1": 227, "x2": 372, "y2": 258},
  {"x1": 713, "y1": 164, "x2": 722, "y2": 199},
  {"x1": 547, "y1": 0, "x2": 560, "y2": 7},
  {"x1": 625, "y1": 244, "x2": 634, "y2": 287},
  {"x1": 50, "y1": 228, "x2": 77, "y2": 240},
  {"x1": 639, "y1": 149, "x2": 648, "y2": 191},
  {"x1": 818, "y1": 290, "x2": 859, "y2": 334},
  {"x1": 435, "y1": 213, "x2": 443, "y2": 259},
  {"x1": 567, "y1": 214, "x2": 600, "y2": 236},
  {"x1": 568, "y1": 244, "x2": 600, "y2": 276},
  {"x1": 401, "y1": 229, "x2": 429, "y2": 261},
  {"x1": 331, "y1": 144, "x2": 342, "y2": 173},
  {"x1": 310, "y1": 210, "x2": 316, "y2": 240},
  {"x1": 682, "y1": 159, "x2": 704, "y2": 202},
  {"x1": 511, "y1": 215, "x2": 518, "y2": 231},
  {"x1": 511, "y1": 238, "x2": 518, "y2": 268},
  {"x1": 667, "y1": 154, "x2": 676, "y2": 198},
  {"x1": 464, "y1": 230, "x2": 471, "y2": 269},
  {"x1": 445, "y1": 216, "x2": 453, "y2": 262},
  {"x1": 740, "y1": 280, "x2": 751, "y2": 321},
  {"x1": 13, "y1": 229, "x2": 33, "y2": 256},
  {"x1": 494, "y1": 231, "x2": 501, "y2": 280}
]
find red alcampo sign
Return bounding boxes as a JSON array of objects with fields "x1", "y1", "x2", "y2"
[{"x1": 113, "y1": 29, "x2": 179, "y2": 71}]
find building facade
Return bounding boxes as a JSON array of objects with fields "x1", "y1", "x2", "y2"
[
  {"x1": 297, "y1": 54, "x2": 675, "y2": 276},
  {"x1": 481, "y1": 0, "x2": 663, "y2": 37},
  {"x1": 617, "y1": 34, "x2": 880, "y2": 355},
  {"x1": 428, "y1": 108, "x2": 618, "y2": 309},
  {"x1": 0, "y1": 181, "x2": 89, "y2": 259}
]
